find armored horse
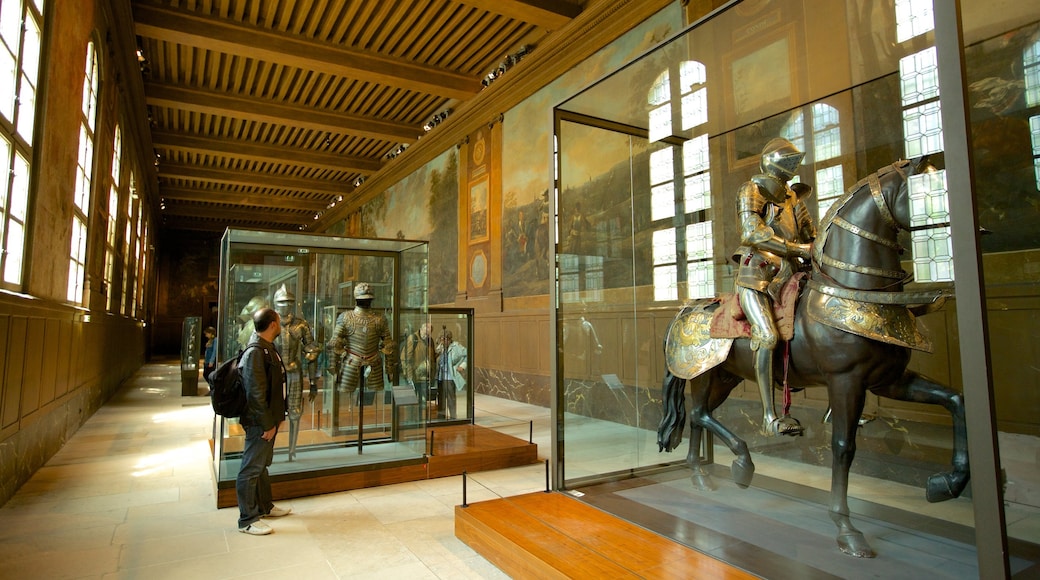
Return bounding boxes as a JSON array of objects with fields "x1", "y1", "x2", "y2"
[{"x1": 657, "y1": 158, "x2": 969, "y2": 558}]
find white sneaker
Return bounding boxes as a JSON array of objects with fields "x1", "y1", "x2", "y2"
[
  {"x1": 265, "y1": 505, "x2": 292, "y2": 518},
  {"x1": 239, "y1": 520, "x2": 273, "y2": 535}
]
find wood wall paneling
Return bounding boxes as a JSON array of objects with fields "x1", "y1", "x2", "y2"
[
  {"x1": 3, "y1": 317, "x2": 26, "y2": 428},
  {"x1": 39, "y1": 319, "x2": 61, "y2": 406},
  {"x1": 55, "y1": 320, "x2": 72, "y2": 398},
  {"x1": 519, "y1": 318, "x2": 541, "y2": 373},
  {"x1": 0, "y1": 316, "x2": 7, "y2": 428},
  {"x1": 70, "y1": 322, "x2": 84, "y2": 394},
  {"x1": 22, "y1": 318, "x2": 45, "y2": 416},
  {"x1": 483, "y1": 319, "x2": 502, "y2": 369}
]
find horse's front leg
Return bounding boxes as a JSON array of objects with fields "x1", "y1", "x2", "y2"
[
  {"x1": 680, "y1": 371, "x2": 753, "y2": 488},
  {"x1": 685, "y1": 416, "x2": 716, "y2": 491},
  {"x1": 828, "y1": 377, "x2": 876, "y2": 558},
  {"x1": 871, "y1": 371, "x2": 970, "y2": 502}
]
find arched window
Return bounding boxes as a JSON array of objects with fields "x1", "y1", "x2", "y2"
[
  {"x1": 895, "y1": 0, "x2": 954, "y2": 282},
  {"x1": 105, "y1": 124, "x2": 122, "y2": 312},
  {"x1": 0, "y1": 0, "x2": 43, "y2": 287},
  {"x1": 1024, "y1": 38, "x2": 1040, "y2": 190},
  {"x1": 70, "y1": 40, "x2": 100, "y2": 304},
  {"x1": 648, "y1": 61, "x2": 714, "y2": 302},
  {"x1": 782, "y1": 103, "x2": 846, "y2": 219}
]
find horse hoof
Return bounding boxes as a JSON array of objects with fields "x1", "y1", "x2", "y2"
[
  {"x1": 837, "y1": 532, "x2": 876, "y2": 558},
  {"x1": 731, "y1": 457, "x2": 755, "y2": 488},
  {"x1": 691, "y1": 472, "x2": 716, "y2": 492},
  {"x1": 926, "y1": 471, "x2": 969, "y2": 502}
]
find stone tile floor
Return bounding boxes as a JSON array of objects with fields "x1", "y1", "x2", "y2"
[
  {"x1": 0, "y1": 360, "x2": 547, "y2": 579},
  {"x1": 1, "y1": 358, "x2": 1034, "y2": 578}
]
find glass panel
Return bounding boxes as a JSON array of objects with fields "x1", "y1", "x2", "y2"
[
  {"x1": 3, "y1": 218, "x2": 22, "y2": 284},
  {"x1": 213, "y1": 230, "x2": 429, "y2": 489},
  {"x1": 0, "y1": 135, "x2": 9, "y2": 211},
  {"x1": 14, "y1": 72, "x2": 33, "y2": 144},
  {"x1": 10, "y1": 150, "x2": 27, "y2": 220},
  {"x1": 0, "y1": 46, "x2": 15, "y2": 122},
  {"x1": 550, "y1": 0, "x2": 1033, "y2": 574},
  {"x1": 962, "y1": 0, "x2": 1040, "y2": 567}
]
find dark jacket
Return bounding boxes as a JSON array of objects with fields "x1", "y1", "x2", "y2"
[{"x1": 240, "y1": 332, "x2": 287, "y2": 430}]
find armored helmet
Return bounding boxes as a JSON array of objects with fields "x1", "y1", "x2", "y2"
[
  {"x1": 759, "y1": 138, "x2": 804, "y2": 182},
  {"x1": 238, "y1": 295, "x2": 269, "y2": 322},
  {"x1": 273, "y1": 283, "x2": 295, "y2": 305},
  {"x1": 354, "y1": 282, "x2": 374, "y2": 300}
]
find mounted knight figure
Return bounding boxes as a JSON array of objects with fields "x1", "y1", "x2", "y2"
[
  {"x1": 733, "y1": 137, "x2": 817, "y2": 436},
  {"x1": 658, "y1": 153, "x2": 966, "y2": 558}
]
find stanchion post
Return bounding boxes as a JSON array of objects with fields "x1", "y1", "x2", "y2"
[
  {"x1": 529, "y1": 420, "x2": 533, "y2": 444},
  {"x1": 462, "y1": 471, "x2": 468, "y2": 507},
  {"x1": 429, "y1": 429, "x2": 435, "y2": 456},
  {"x1": 544, "y1": 459, "x2": 550, "y2": 493}
]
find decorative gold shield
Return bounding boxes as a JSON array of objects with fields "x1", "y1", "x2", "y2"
[{"x1": 665, "y1": 304, "x2": 734, "y2": 380}]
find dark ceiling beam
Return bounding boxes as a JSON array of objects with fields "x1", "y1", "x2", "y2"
[
  {"x1": 162, "y1": 204, "x2": 309, "y2": 225},
  {"x1": 160, "y1": 215, "x2": 299, "y2": 233},
  {"x1": 150, "y1": 130, "x2": 383, "y2": 174},
  {"x1": 460, "y1": 0, "x2": 581, "y2": 30},
  {"x1": 144, "y1": 82, "x2": 420, "y2": 143},
  {"x1": 157, "y1": 162, "x2": 354, "y2": 198},
  {"x1": 159, "y1": 187, "x2": 329, "y2": 212},
  {"x1": 133, "y1": 3, "x2": 480, "y2": 100}
]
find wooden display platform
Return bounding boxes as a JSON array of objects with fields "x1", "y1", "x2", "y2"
[
  {"x1": 455, "y1": 491, "x2": 756, "y2": 579},
  {"x1": 216, "y1": 424, "x2": 538, "y2": 507}
]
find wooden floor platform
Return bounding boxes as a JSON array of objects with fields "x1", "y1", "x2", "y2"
[
  {"x1": 217, "y1": 424, "x2": 539, "y2": 507},
  {"x1": 455, "y1": 491, "x2": 757, "y2": 579}
]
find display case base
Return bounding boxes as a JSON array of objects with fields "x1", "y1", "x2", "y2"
[
  {"x1": 455, "y1": 491, "x2": 755, "y2": 579},
  {"x1": 214, "y1": 424, "x2": 538, "y2": 508}
]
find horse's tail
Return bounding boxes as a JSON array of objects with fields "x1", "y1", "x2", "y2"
[{"x1": 658, "y1": 369, "x2": 687, "y2": 452}]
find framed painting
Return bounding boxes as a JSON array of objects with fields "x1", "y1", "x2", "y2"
[{"x1": 469, "y1": 176, "x2": 490, "y2": 243}]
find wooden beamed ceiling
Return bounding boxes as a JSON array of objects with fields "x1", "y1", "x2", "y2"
[{"x1": 133, "y1": 0, "x2": 584, "y2": 233}]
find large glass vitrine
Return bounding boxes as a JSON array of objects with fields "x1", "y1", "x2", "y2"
[
  {"x1": 553, "y1": 1, "x2": 1038, "y2": 576},
  {"x1": 212, "y1": 229, "x2": 428, "y2": 490}
]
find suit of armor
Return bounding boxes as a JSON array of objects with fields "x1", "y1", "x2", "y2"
[
  {"x1": 329, "y1": 283, "x2": 395, "y2": 395},
  {"x1": 733, "y1": 138, "x2": 816, "y2": 436},
  {"x1": 273, "y1": 285, "x2": 320, "y2": 461}
]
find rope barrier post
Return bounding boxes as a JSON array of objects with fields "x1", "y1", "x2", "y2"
[
  {"x1": 529, "y1": 420, "x2": 533, "y2": 444},
  {"x1": 462, "y1": 471, "x2": 468, "y2": 507},
  {"x1": 429, "y1": 429, "x2": 435, "y2": 456},
  {"x1": 544, "y1": 459, "x2": 550, "y2": 493}
]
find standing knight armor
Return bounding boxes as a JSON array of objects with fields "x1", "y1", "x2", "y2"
[
  {"x1": 273, "y1": 284, "x2": 320, "y2": 461},
  {"x1": 329, "y1": 282, "x2": 395, "y2": 395},
  {"x1": 733, "y1": 137, "x2": 816, "y2": 436}
]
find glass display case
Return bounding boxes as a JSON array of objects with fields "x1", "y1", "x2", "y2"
[
  {"x1": 552, "y1": 0, "x2": 1038, "y2": 575},
  {"x1": 212, "y1": 229, "x2": 428, "y2": 495},
  {"x1": 180, "y1": 316, "x2": 201, "y2": 396}
]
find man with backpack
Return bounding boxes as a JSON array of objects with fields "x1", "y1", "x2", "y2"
[{"x1": 237, "y1": 307, "x2": 291, "y2": 535}]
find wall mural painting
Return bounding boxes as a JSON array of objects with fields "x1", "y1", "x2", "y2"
[
  {"x1": 361, "y1": 150, "x2": 459, "y2": 306},
  {"x1": 501, "y1": 4, "x2": 681, "y2": 298},
  {"x1": 160, "y1": 233, "x2": 219, "y2": 317}
]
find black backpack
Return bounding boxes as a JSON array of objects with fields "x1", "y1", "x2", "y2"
[{"x1": 206, "y1": 345, "x2": 262, "y2": 418}]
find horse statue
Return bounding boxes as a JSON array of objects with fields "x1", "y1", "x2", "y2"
[{"x1": 657, "y1": 157, "x2": 968, "y2": 558}]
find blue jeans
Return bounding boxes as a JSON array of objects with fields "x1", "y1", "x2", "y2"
[{"x1": 237, "y1": 425, "x2": 276, "y2": 528}]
